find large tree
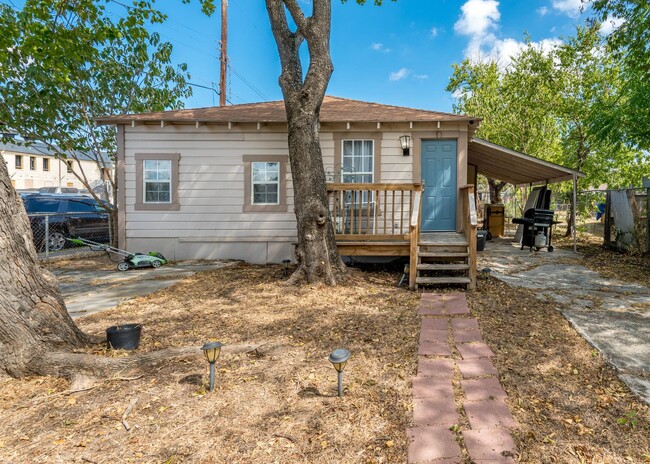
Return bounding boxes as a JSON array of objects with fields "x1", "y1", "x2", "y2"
[
  {"x1": 0, "y1": 0, "x2": 212, "y2": 382},
  {"x1": 447, "y1": 49, "x2": 563, "y2": 203},
  {"x1": 0, "y1": 0, "x2": 194, "y2": 246},
  {"x1": 591, "y1": 0, "x2": 650, "y2": 150},
  {"x1": 264, "y1": 0, "x2": 382, "y2": 285}
]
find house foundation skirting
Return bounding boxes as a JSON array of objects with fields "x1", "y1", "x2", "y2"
[{"x1": 126, "y1": 237, "x2": 295, "y2": 264}]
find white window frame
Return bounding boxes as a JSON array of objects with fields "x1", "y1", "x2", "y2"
[
  {"x1": 143, "y1": 159, "x2": 172, "y2": 204},
  {"x1": 341, "y1": 139, "x2": 374, "y2": 205},
  {"x1": 251, "y1": 161, "x2": 280, "y2": 206}
]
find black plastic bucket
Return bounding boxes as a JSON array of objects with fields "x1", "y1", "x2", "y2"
[{"x1": 106, "y1": 324, "x2": 142, "y2": 350}]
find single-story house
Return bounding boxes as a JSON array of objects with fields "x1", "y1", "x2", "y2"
[{"x1": 96, "y1": 96, "x2": 583, "y2": 289}]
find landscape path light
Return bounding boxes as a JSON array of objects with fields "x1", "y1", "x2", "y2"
[
  {"x1": 282, "y1": 259, "x2": 291, "y2": 277},
  {"x1": 328, "y1": 348, "x2": 351, "y2": 397},
  {"x1": 201, "y1": 341, "x2": 223, "y2": 392}
]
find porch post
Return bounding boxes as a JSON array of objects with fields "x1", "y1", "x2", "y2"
[{"x1": 572, "y1": 174, "x2": 577, "y2": 253}]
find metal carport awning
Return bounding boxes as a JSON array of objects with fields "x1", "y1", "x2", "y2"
[
  {"x1": 467, "y1": 138, "x2": 585, "y2": 252},
  {"x1": 468, "y1": 138, "x2": 584, "y2": 186}
]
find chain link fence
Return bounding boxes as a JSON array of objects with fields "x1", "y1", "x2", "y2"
[{"x1": 27, "y1": 212, "x2": 111, "y2": 260}]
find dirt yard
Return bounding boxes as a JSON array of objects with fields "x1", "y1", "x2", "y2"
[
  {"x1": 0, "y1": 261, "x2": 421, "y2": 463},
  {"x1": 1, "y1": 245, "x2": 649, "y2": 463}
]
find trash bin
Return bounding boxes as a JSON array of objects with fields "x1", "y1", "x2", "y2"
[{"x1": 477, "y1": 230, "x2": 488, "y2": 251}]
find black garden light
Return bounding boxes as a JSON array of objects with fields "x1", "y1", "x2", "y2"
[
  {"x1": 481, "y1": 267, "x2": 492, "y2": 280},
  {"x1": 399, "y1": 135, "x2": 412, "y2": 156},
  {"x1": 282, "y1": 259, "x2": 291, "y2": 276},
  {"x1": 201, "y1": 341, "x2": 223, "y2": 392},
  {"x1": 328, "y1": 348, "x2": 351, "y2": 397}
]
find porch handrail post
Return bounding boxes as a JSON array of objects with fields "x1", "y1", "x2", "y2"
[
  {"x1": 408, "y1": 186, "x2": 423, "y2": 290},
  {"x1": 460, "y1": 185, "x2": 477, "y2": 290}
]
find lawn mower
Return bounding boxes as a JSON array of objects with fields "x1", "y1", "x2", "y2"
[{"x1": 67, "y1": 237, "x2": 168, "y2": 271}]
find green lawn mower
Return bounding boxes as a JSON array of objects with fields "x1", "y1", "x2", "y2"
[{"x1": 67, "y1": 237, "x2": 168, "y2": 271}]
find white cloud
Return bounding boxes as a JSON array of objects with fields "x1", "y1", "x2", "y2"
[
  {"x1": 454, "y1": 0, "x2": 500, "y2": 37},
  {"x1": 413, "y1": 74, "x2": 429, "y2": 80},
  {"x1": 430, "y1": 27, "x2": 439, "y2": 38},
  {"x1": 600, "y1": 15, "x2": 625, "y2": 35},
  {"x1": 537, "y1": 6, "x2": 549, "y2": 16},
  {"x1": 370, "y1": 42, "x2": 391, "y2": 53},
  {"x1": 455, "y1": 0, "x2": 561, "y2": 68},
  {"x1": 389, "y1": 68, "x2": 409, "y2": 81},
  {"x1": 551, "y1": 0, "x2": 584, "y2": 18}
]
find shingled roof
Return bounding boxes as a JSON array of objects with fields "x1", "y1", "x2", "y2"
[{"x1": 95, "y1": 96, "x2": 476, "y2": 125}]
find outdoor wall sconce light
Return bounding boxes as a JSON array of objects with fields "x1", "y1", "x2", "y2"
[
  {"x1": 399, "y1": 135, "x2": 412, "y2": 156},
  {"x1": 328, "y1": 348, "x2": 351, "y2": 397},
  {"x1": 201, "y1": 341, "x2": 223, "y2": 392},
  {"x1": 282, "y1": 259, "x2": 291, "y2": 277}
]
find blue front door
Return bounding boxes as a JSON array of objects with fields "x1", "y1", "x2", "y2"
[{"x1": 421, "y1": 140, "x2": 457, "y2": 231}]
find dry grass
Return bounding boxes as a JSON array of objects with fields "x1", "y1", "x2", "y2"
[
  {"x1": 3, "y1": 246, "x2": 650, "y2": 463},
  {"x1": 468, "y1": 278, "x2": 650, "y2": 463},
  {"x1": 0, "y1": 264, "x2": 420, "y2": 463}
]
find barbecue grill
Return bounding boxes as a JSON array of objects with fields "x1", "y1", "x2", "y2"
[{"x1": 512, "y1": 208, "x2": 556, "y2": 252}]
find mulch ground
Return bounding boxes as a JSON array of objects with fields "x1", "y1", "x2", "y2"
[
  {"x1": 1, "y1": 244, "x2": 649, "y2": 463},
  {"x1": 468, "y1": 277, "x2": 650, "y2": 463},
  {"x1": 0, "y1": 263, "x2": 421, "y2": 463}
]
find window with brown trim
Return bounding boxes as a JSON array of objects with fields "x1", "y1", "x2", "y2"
[
  {"x1": 29, "y1": 156, "x2": 36, "y2": 170},
  {"x1": 43, "y1": 158, "x2": 50, "y2": 171},
  {"x1": 66, "y1": 160, "x2": 73, "y2": 173},
  {"x1": 15, "y1": 155, "x2": 22, "y2": 169},
  {"x1": 243, "y1": 155, "x2": 288, "y2": 212},
  {"x1": 134, "y1": 153, "x2": 180, "y2": 211}
]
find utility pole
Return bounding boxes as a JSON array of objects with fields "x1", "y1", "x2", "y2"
[{"x1": 219, "y1": 0, "x2": 228, "y2": 106}]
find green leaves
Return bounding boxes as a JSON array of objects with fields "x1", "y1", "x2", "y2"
[{"x1": 0, "y1": 0, "x2": 193, "y2": 182}]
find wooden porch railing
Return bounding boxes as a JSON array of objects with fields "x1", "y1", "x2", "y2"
[
  {"x1": 326, "y1": 183, "x2": 423, "y2": 241},
  {"x1": 460, "y1": 184, "x2": 477, "y2": 290}
]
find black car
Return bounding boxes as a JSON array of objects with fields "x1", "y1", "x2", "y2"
[{"x1": 23, "y1": 194, "x2": 110, "y2": 251}]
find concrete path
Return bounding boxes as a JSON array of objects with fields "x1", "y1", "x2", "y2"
[
  {"x1": 479, "y1": 238, "x2": 650, "y2": 404},
  {"x1": 408, "y1": 293, "x2": 517, "y2": 464},
  {"x1": 52, "y1": 260, "x2": 236, "y2": 318}
]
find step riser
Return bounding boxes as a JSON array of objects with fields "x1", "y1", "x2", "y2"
[{"x1": 419, "y1": 246, "x2": 468, "y2": 254}]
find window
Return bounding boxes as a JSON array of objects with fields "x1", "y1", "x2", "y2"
[
  {"x1": 66, "y1": 160, "x2": 73, "y2": 173},
  {"x1": 43, "y1": 158, "x2": 50, "y2": 171},
  {"x1": 134, "y1": 153, "x2": 180, "y2": 211},
  {"x1": 252, "y1": 162, "x2": 279, "y2": 205},
  {"x1": 143, "y1": 160, "x2": 172, "y2": 203},
  {"x1": 341, "y1": 140, "x2": 374, "y2": 184},
  {"x1": 243, "y1": 155, "x2": 288, "y2": 212},
  {"x1": 29, "y1": 157, "x2": 36, "y2": 170},
  {"x1": 15, "y1": 155, "x2": 22, "y2": 169}
]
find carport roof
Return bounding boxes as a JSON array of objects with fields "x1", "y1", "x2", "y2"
[{"x1": 468, "y1": 138, "x2": 584, "y2": 186}]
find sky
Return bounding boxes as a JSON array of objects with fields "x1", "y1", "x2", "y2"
[
  {"x1": 6, "y1": 0, "x2": 603, "y2": 113},
  {"x1": 151, "y1": 0, "x2": 599, "y2": 113}
]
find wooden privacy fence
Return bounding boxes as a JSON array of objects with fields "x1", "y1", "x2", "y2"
[{"x1": 326, "y1": 183, "x2": 423, "y2": 240}]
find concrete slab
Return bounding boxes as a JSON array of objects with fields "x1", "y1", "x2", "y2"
[
  {"x1": 479, "y1": 237, "x2": 650, "y2": 404},
  {"x1": 55, "y1": 260, "x2": 237, "y2": 318}
]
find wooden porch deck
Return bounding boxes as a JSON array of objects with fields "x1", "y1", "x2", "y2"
[{"x1": 327, "y1": 183, "x2": 478, "y2": 290}]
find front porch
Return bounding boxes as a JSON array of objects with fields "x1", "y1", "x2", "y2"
[{"x1": 327, "y1": 182, "x2": 478, "y2": 291}]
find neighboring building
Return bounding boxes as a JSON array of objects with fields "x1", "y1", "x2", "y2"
[
  {"x1": 1, "y1": 139, "x2": 111, "y2": 191},
  {"x1": 96, "y1": 96, "x2": 582, "y2": 288}
]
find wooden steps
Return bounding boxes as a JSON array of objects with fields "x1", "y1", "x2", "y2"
[
  {"x1": 416, "y1": 276, "x2": 471, "y2": 285},
  {"x1": 415, "y1": 232, "x2": 471, "y2": 289}
]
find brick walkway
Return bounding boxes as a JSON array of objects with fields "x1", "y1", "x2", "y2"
[{"x1": 407, "y1": 293, "x2": 517, "y2": 463}]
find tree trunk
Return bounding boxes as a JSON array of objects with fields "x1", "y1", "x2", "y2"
[
  {"x1": 0, "y1": 158, "x2": 195, "y2": 381},
  {"x1": 488, "y1": 178, "x2": 506, "y2": 204},
  {"x1": 266, "y1": 0, "x2": 347, "y2": 285}
]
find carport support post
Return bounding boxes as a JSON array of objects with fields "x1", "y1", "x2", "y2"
[{"x1": 572, "y1": 174, "x2": 577, "y2": 253}]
